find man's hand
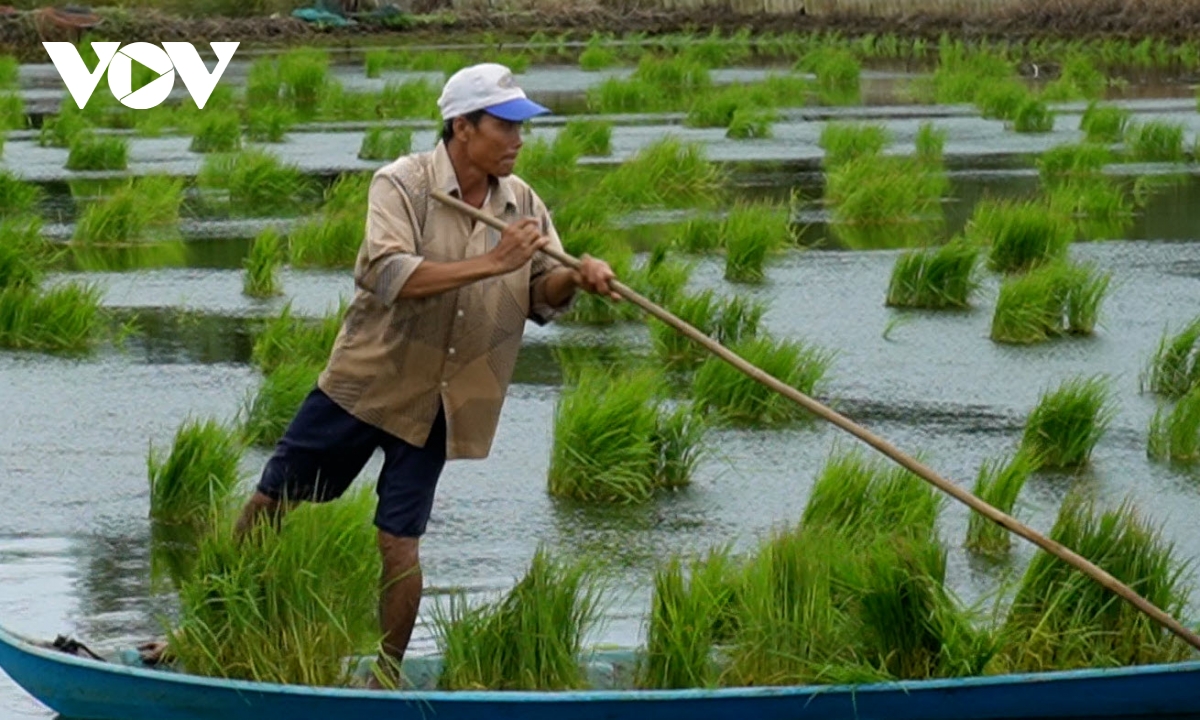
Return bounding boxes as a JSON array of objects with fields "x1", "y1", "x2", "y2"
[
  {"x1": 490, "y1": 217, "x2": 549, "y2": 274},
  {"x1": 572, "y1": 254, "x2": 620, "y2": 301}
]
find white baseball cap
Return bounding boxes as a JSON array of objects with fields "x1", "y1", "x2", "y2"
[{"x1": 437, "y1": 63, "x2": 549, "y2": 122}]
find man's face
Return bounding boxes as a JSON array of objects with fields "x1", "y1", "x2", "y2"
[{"x1": 457, "y1": 113, "x2": 524, "y2": 177}]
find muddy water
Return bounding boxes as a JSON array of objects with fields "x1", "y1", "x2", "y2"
[{"x1": 5, "y1": 70, "x2": 1200, "y2": 718}]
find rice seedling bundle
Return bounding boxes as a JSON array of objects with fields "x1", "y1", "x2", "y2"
[
  {"x1": 199, "y1": 150, "x2": 319, "y2": 217},
  {"x1": 632, "y1": 55, "x2": 712, "y2": 105},
  {"x1": 965, "y1": 452, "x2": 1034, "y2": 556},
  {"x1": 651, "y1": 290, "x2": 764, "y2": 369},
  {"x1": 1125, "y1": 121, "x2": 1185, "y2": 163},
  {"x1": 189, "y1": 111, "x2": 242, "y2": 153},
  {"x1": 377, "y1": 79, "x2": 440, "y2": 120},
  {"x1": 637, "y1": 549, "x2": 739, "y2": 689},
  {"x1": 723, "y1": 203, "x2": 791, "y2": 283},
  {"x1": 684, "y1": 87, "x2": 750, "y2": 129},
  {"x1": 72, "y1": 176, "x2": 182, "y2": 245},
  {"x1": 671, "y1": 216, "x2": 723, "y2": 254},
  {"x1": 251, "y1": 302, "x2": 345, "y2": 375},
  {"x1": 1012, "y1": 98, "x2": 1054, "y2": 133},
  {"x1": 975, "y1": 80, "x2": 1029, "y2": 121},
  {"x1": 1148, "y1": 386, "x2": 1200, "y2": 463},
  {"x1": 586, "y1": 76, "x2": 656, "y2": 114},
  {"x1": 0, "y1": 170, "x2": 43, "y2": 217},
  {"x1": 322, "y1": 172, "x2": 372, "y2": 218},
  {"x1": 0, "y1": 55, "x2": 14, "y2": 87},
  {"x1": 682, "y1": 27, "x2": 753, "y2": 68},
  {"x1": 1020, "y1": 375, "x2": 1114, "y2": 470},
  {"x1": 560, "y1": 119, "x2": 613, "y2": 157},
  {"x1": 245, "y1": 56, "x2": 282, "y2": 106},
  {"x1": 168, "y1": 488, "x2": 380, "y2": 686},
  {"x1": 148, "y1": 417, "x2": 244, "y2": 525},
  {"x1": 998, "y1": 494, "x2": 1193, "y2": 672},
  {"x1": 65, "y1": 132, "x2": 128, "y2": 171},
  {"x1": 693, "y1": 335, "x2": 832, "y2": 426},
  {"x1": 990, "y1": 262, "x2": 1111, "y2": 344},
  {"x1": 560, "y1": 250, "x2": 636, "y2": 326},
  {"x1": 0, "y1": 282, "x2": 103, "y2": 354},
  {"x1": 1038, "y1": 143, "x2": 1112, "y2": 189},
  {"x1": 819, "y1": 122, "x2": 889, "y2": 168},
  {"x1": 727, "y1": 107, "x2": 776, "y2": 140},
  {"x1": 1142, "y1": 316, "x2": 1200, "y2": 398},
  {"x1": 597, "y1": 138, "x2": 721, "y2": 210},
  {"x1": 0, "y1": 91, "x2": 23, "y2": 130},
  {"x1": 915, "y1": 122, "x2": 946, "y2": 167},
  {"x1": 434, "y1": 548, "x2": 603, "y2": 690},
  {"x1": 579, "y1": 34, "x2": 619, "y2": 70},
  {"x1": 358, "y1": 126, "x2": 413, "y2": 161},
  {"x1": 885, "y1": 240, "x2": 980, "y2": 309},
  {"x1": 969, "y1": 199, "x2": 1072, "y2": 274},
  {"x1": 634, "y1": 244, "x2": 692, "y2": 307},
  {"x1": 0, "y1": 217, "x2": 46, "y2": 289},
  {"x1": 1042, "y1": 55, "x2": 1106, "y2": 102},
  {"x1": 797, "y1": 48, "x2": 860, "y2": 104},
  {"x1": 241, "y1": 361, "x2": 323, "y2": 448},
  {"x1": 549, "y1": 367, "x2": 703, "y2": 502},
  {"x1": 933, "y1": 47, "x2": 1014, "y2": 104},
  {"x1": 245, "y1": 105, "x2": 294, "y2": 143},
  {"x1": 1080, "y1": 102, "x2": 1130, "y2": 144},
  {"x1": 38, "y1": 104, "x2": 90, "y2": 148},
  {"x1": 279, "y1": 48, "x2": 330, "y2": 116},
  {"x1": 514, "y1": 135, "x2": 583, "y2": 199},
  {"x1": 243, "y1": 227, "x2": 284, "y2": 298},
  {"x1": 826, "y1": 156, "x2": 947, "y2": 226},
  {"x1": 1047, "y1": 182, "x2": 1133, "y2": 240}
]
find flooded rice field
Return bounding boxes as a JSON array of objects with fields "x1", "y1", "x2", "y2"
[{"x1": 4, "y1": 50, "x2": 1200, "y2": 717}]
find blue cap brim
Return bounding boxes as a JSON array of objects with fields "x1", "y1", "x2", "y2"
[{"x1": 484, "y1": 97, "x2": 550, "y2": 122}]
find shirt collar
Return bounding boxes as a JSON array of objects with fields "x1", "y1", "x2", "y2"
[{"x1": 432, "y1": 141, "x2": 519, "y2": 215}]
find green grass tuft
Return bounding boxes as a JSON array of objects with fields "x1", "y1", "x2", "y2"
[
  {"x1": 148, "y1": 417, "x2": 244, "y2": 525},
  {"x1": 819, "y1": 122, "x2": 889, "y2": 168},
  {"x1": 279, "y1": 48, "x2": 330, "y2": 116},
  {"x1": 0, "y1": 217, "x2": 47, "y2": 289},
  {"x1": 0, "y1": 282, "x2": 103, "y2": 354},
  {"x1": 560, "y1": 119, "x2": 613, "y2": 156},
  {"x1": 251, "y1": 302, "x2": 344, "y2": 375},
  {"x1": 915, "y1": 122, "x2": 947, "y2": 167},
  {"x1": 1148, "y1": 386, "x2": 1200, "y2": 464},
  {"x1": 198, "y1": 150, "x2": 319, "y2": 217},
  {"x1": 72, "y1": 176, "x2": 183, "y2": 245},
  {"x1": 1141, "y1": 315, "x2": 1200, "y2": 398},
  {"x1": 358, "y1": 126, "x2": 413, "y2": 161},
  {"x1": 65, "y1": 132, "x2": 128, "y2": 170},
  {"x1": 722, "y1": 203, "x2": 791, "y2": 283},
  {"x1": 990, "y1": 261, "x2": 1111, "y2": 344},
  {"x1": 1038, "y1": 143, "x2": 1112, "y2": 189},
  {"x1": 965, "y1": 452, "x2": 1034, "y2": 556},
  {"x1": 886, "y1": 240, "x2": 980, "y2": 309},
  {"x1": 241, "y1": 362, "x2": 322, "y2": 448},
  {"x1": 826, "y1": 155, "x2": 947, "y2": 226},
  {"x1": 652, "y1": 290, "x2": 764, "y2": 370},
  {"x1": 189, "y1": 111, "x2": 242, "y2": 153},
  {"x1": 1020, "y1": 375, "x2": 1114, "y2": 470},
  {"x1": 693, "y1": 335, "x2": 832, "y2": 426},
  {"x1": 597, "y1": 137, "x2": 721, "y2": 210},
  {"x1": 1012, "y1": 98, "x2": 1054, "y2": 133},
  {"x1": 246, "y1": 105, "x2": 295, "y2": 143},
  {"x1": 797, "y1": 48, "x2": 860, "y2": 104},
  {"x1": 0, "y1": 170, "x2": 43, "y2": 217},
  {"x1": 967, "y1": 199, "x2": 1072, "y2": 274},
  {"x1": 243, "y1": 227, "x2": 285, "y2": 298},
  {"x1": 976, "y1": 80, "x2": 1028, "y2": 120},
  {"x1": 1080, "y1": 102, "x2": 1129, "y2": 143},
  {"x1": 1125, "y1": 121, "x2": 1185, "y2": 162}
]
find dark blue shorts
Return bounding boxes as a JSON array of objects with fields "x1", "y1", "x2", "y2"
[{"x1": 256, "y1": 387, "x2": 446, "y2": 538}]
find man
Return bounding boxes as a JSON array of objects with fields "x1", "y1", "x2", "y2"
[{"x1": 233, "y1": 63, "x2": 619, "y2": 686}]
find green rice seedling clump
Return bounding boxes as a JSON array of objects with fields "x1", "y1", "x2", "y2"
[
  {"x1": 819, "y1": 122, "x2": 889, "y2": 168},
  {"x1": 990, "y1": 262, "x2": 1111, "y2": 344},
  {"x1": 651, "y1": 290, "x2": 750, "y2": 369},
  {"x1": 189, "y1": 111, "x2": 241, "y2": 153},
  {"x1": 148, "y1": 417, "x2": 243, "y2": 525},
  {"x1": 1080, "y1": 102, "x2": 1129, "y2": 143},
  {"x1": 0, "y1": 282, "x2": 103, "y2": 354},
  {"x1": 597, "y1": 137, "x2": 721, "y2": 210},
  {"x1": 199, "y1": 150, "x2": 319, "y2": 217},
  {"x1": 726, "y1": 107, "x2": 776, "y2": 139},
  {"x1": 634, "y1": 244, "x2": 692, "y2": 307},
  {"x1": 637, "y1": 549, "x2": 739, "y2": 689},
  {"x1": 671, "y1": 216, "x2": 723, "y2": 254},
  {"x1": 251, "y1": 302, "x2": 344, "y2": 375},
  {"x1": 548, "y1": 367, "x2": 703, "y2": 502},
  {"x1": 244, "y1": 227, "x2": 285, "y2": 298},
  {"x1": 358, "y1": 126, "x2": 413, "y2": 161},
  {"x1": 72, "y1": 176, "x2": 182, "y2": 245},
  {"x1": 560, "y1": 119, "x2": 612, "y2": 156},
  {"x1": 652, "y1": 405, "x2": 705, "y2": 491},
  {"x1": 559, "y1": 247, "x2": 636, "y2": 326},
  {"x1": 915, "y1": 122, "x2": 946, "y2": 167},
  {"x1": 0, "y1": 55, "x2": 15, "y2": 87},
  {"x1": 998, "y1": 494, "x2": 1193, "y2": 672},
  {"x1": 377, "y1": 79, "x2": 439, "y2": 120},
  {"x1": 1142, "y1": 316, "x2": 1200, "y2": 398},
  {"x1": 168, "y1": 488, "x2": 380, "y2": 686},
  {"x1": 323, "y1": 172, "x2": 373, "y2": 217},
  {"x1": 965, "y1": 453, "x2": 1034, "y2": 556},
  {"x1": 1020, "y1": 375, "x2": 1114, "y2": 470},
  {"x1": 245, "y1": 56, "x2": 282, "y2": 106},
  {"x1": 434, "y1": 548, "x2": 603, "y2": 690},
  {"x1": 693, "y1": 335, "x2": 832, "y2": 426},
  {"x1": 245, "y1": 105, "x2": 294, "y2": 143},
  {"x1": 885, "y1": 240, "x2": 980, "y2": 309},
  {"x1": 685, "y1": 86, "x2": 752, "y2": 129},
  {"x1": 1038, "y1": 143, "x2": 1111, "y2": 189},
  {"x1": 826, "y1": 155, "x2": 947, "y2": 226},
  {"x1": 279, "y1": 48, "x2": 330, "y2": 116},
  {"x1": 241, "y1": 361, "x2": 322, "y2": 447},
  {"x1": 514, "y1": 135, "x2": 582, "y2": 200},
  {"x1": 65, "y1": 132, "x2": 128, "y2": 171},
  {"x1": 0, "y1": 217, "x2": 47, "y2": 289},
  {"x1": 976, "y1": 80, "x2": 1028, "y2": 120},
  {"x1": 1148, "y1": 386, "x2": 1200, "y2": 463},
  {"x1": 579, "y1": 34, "x2": 619, "y2": 70},
  {"x1": 1012, "y1": 98, "x2": 1054, "y2": 133},
  {"x1": 0, "y1": 170, "x2": 43, "y2": 217},
  {"x1": 1042, "y1": 55, "x2": 1106, "y2": 101},
  {"x1": 968, "y1": 199, "x2": 1072, "y2": 274},
  {"x1": 723, "y1": 203, "x2": 791, "y2": 283},
  {"x1": 797, "y1": 47, "x2": 860, "y2": 104},
  {"x1": 0, "y1": 91, "x2": 23, "y2": 130},
  {"x1": 1125, "y1": 121, "x2": 1185, "y2": 163},
  {"x1": 39, "y1": 104, "x2": 90, "y2": 147}
]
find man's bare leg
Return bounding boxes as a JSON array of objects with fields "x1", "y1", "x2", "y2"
[{"x1": 370, "y1": 530, "x2": 422, "y2": 689}]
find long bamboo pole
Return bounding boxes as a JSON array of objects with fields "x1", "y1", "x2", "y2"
[{"x1": 430, "y1": 188, "x2": 1200, "y2": 652}]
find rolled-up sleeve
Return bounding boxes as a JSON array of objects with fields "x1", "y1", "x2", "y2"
[
  {"x1": 353, "y1": 175, "x2": 425, "y2": 305},
  {"x1": 527, "y1": 191, "x2": 574, "y2": 325}
]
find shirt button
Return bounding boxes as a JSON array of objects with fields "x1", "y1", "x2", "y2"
[
  {"x1": 441, "y1": 381, "x2": 448, "y2": 389},
  {"x1": 448, "y1": 347, "x2": 456, "y2": 356},
  {"x1": 456, "y1": 309, "x2": 464, "y2": 317}
]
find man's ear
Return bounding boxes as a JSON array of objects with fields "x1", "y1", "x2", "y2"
[{"x1": 452, "y1": 115, "x2": 473, "y2": 140}]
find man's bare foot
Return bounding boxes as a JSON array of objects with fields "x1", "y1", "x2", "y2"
[
  {"x1": 137, "y1": 640, "x2": 174, "y2": 666},
  {"x1": 363, "y1": 656, "x2": 406, "y2": 690}
]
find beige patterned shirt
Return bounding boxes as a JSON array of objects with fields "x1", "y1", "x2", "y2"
[{"x1": 318, "y1": 142, "x2": 570, "y2": 459}]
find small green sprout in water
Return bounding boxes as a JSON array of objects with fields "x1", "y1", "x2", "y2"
[
  {"x1": 358, "y1": 126, "x2": 413, "y2": 161},
  {"x1": 965, "y1": 452, "x2": 1035, "y2": 557},
  {"x1": 433, "y1": 548, "x2": 604, "y2": 690},
  {"x1": 65, "y1": 131, "x2": 128, "y2": 171},
  {"x1": 693, "y1": 334, "x2": 832, "y2": 426},
  {"x1": 148, "y1": 417, "x2": 244, "y2": 526},
  {"x1": 243, "y1": 227, "x2": 285, "y2": 298},
  {"x1": 885, "y1": 240, "x2": 980, "y2": 310},
  {"x1": 1019, "y1": 375, "x2": 1115, "y2": 470},
  {"x1": 1141, "y1": 315, "x2": 1200, "y2": 398},
  {"x1": 1148, "y1": 386, "x2": 1200, "y2": 464}
]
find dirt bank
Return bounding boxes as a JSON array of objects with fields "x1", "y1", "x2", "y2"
[{"x1": 5, "y1": 0, "x2": 1200, "y2": 62}]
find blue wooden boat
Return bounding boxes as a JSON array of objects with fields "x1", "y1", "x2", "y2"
[{"x1": 2, "y1": 623, "x2": 1199, "y2": 720}]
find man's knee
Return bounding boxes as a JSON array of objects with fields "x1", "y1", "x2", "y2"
[{"x1": 377, "y1": 531, "x2": 420, "y2": 577}]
